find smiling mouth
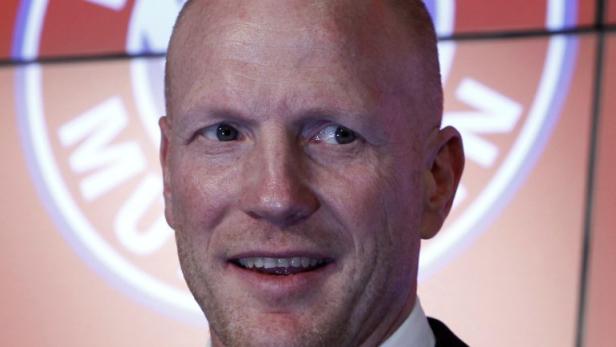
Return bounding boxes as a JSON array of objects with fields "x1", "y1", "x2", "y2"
[{"x1": 230, "y1": 256, "x2": 332, "y2": 276}]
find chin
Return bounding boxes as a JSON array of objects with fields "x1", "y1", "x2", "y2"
[{"x1": 209, "y1": 310, "x2": 345, "y2": 347}]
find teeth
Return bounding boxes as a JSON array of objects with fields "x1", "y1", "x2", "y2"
[
  {"x1": 264, "y1": 258, "x2": 276, "y2": 269},
  {"x1": 290, "y1": 257, "x2": 301, "y2": 267},
  {"x1": 244, "y1": 258, "x2": 255, "y2": 268},
  {"x1": 254, "y1": 258, "x2": 263, "y2": 268},
  {"x1": 237, "y1": 257, "x2": 326, "y2": 270},
  {"x1": 301, "y1": 257, "x2": 310, "y2": 268}
]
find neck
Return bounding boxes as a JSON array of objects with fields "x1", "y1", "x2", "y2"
[
  {"x1": 357, "y1": 293, "x2": 417, "y2": 347},
  {"x1": 208, "y1": 293, "x2": 419, "y2": 347}
]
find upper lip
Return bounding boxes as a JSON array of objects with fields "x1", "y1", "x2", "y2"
[{"x1": 227, "y1": 250, "x2": 334, "y2": 261}]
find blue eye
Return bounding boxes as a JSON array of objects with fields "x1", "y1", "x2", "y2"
[
  {"x1": 202, "y1": 123, "x2": 239, "y2": 141},
  {"x1": 313, "y1": 125, "x2": 357, "y2": 145}
]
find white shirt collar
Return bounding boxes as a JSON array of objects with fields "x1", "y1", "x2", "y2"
[
  {"x1": 205, "y1": 298, "x2": 435, "y2": 347},
  {"x1": 380, "y1": 298, "x2": 435, "y2": 347}
]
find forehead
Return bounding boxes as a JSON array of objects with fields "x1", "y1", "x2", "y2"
[{"x1": 167, "y1": 0, "x2": 416, "y2": 121}]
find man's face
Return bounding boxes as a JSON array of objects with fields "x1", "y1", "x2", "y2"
[{"x1": 161, "y1": 1, "x2": 458, "y2": 346}]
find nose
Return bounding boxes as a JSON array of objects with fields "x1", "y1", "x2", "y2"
[{"x1": 241, "y1": 132, "x2": 320, "y2": 227}]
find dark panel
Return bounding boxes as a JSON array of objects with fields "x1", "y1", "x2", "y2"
[
  {"x1": 449, "y1": 0, "x2": 594, "y2": 35},
  {"x1": 0, "y1": 0, "x2": 20, "y2": 59},
  {"x1": 38, "y1": 0, "x2": 135, "y2": 58},
  {"x1": 608, "y1": 0, "x2": 616, "y2": 24},
  {"x1": 583, "y1": 33, "x2": 616, "y2": 347}
]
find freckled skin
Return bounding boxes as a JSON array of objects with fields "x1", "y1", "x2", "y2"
[{"x1": 160, "y1": 1, "x2": 464, "y2": 347}]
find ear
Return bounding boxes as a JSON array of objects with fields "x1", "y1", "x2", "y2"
[
  {"x1": 159, "y1": 116, "x2": 175, "y2": 229},
  {"x1": 420, "y1": 126, "x2": 465, "y2": 239}
]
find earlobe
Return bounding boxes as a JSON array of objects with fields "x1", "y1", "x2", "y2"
[
  {"x1": 159, "y1": 116, "x2": 175, "y2": 229},
  {"x1": 421, "y1": 126, "x2": 465, "y2": 239}
]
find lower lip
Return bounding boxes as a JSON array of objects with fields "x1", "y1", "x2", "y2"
[{"x1": 226, "y1": 262, "x2": 336, "y2": 301}]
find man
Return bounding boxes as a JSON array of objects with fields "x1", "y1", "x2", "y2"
[{"x1": 160, "y1": 0, "x2": 466, "y2": 346}]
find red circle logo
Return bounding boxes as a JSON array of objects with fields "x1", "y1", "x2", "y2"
[{"x1": 14, "y1": 0, "x2": 579, "y2": 321}]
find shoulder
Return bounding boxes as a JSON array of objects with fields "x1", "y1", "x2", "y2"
[{"x1": 427, "y1": 317, "x2": 469, "y2": 347}]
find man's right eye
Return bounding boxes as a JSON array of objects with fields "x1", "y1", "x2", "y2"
[{"x1": 201, "y1": 123, "x2": 240, "y2": 141}]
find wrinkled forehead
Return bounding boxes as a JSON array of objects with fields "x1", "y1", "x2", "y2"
[
  {"x1": 170, "y1": 0, "x2": 405, "y2": 57},
  {"x1": 170, "y1": 3, "x2": 418, "y2": 98},
  {"x1": 164, "y1": 0, "x2": 442, "y2": 140},
  {"x1": 171, "y1": 2, "x2": 362, "y2": 79}
]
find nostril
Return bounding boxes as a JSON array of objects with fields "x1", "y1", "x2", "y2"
[
  {"x1": 246, "y1": 211, "x2": 261, "y2": 220},
  {"x1": 245, "y1": 203, "x2": 317, "y2": 226},
  {"x1": 243, "y1": 189, "x2": 320, "y2": 227},
  {"x1": 284, "y1": 210, "x2": 311, "y2": 225}
]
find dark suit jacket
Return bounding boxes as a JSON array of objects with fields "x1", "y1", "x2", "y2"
[{"x1": 427, "y1": 318, "x2": 468, "y2": 347}]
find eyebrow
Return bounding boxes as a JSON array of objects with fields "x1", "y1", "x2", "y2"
[
  {"x1": 174, "y1": 106, "x2": 257, "y2": 130},
  {"x1": 179, "y1": 102, "x2": 369, "y2": 123},
  {"x1": 293, "y1": 107, "x2": 371, "y2": 125}
]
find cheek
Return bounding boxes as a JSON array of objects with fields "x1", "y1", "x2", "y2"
[
  {"x1": 315, "y1": 155, "x2": 424, "y2": 263},
  {"x1": 169, "y1": 150, "x2": 240, "y2": 238},
  {"x1": 339, "y1": 151, "x2": 420, "y2": 215}
]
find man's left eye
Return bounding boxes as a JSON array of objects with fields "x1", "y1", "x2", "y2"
[
  {"x1": 200, "y1": 123, "x2": 240, "y2": 141},
  {"x1": 312, "y1": 125, "x2": 357, "y2": 145}
]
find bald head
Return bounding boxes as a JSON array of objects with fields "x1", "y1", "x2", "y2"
[
  {"x1": 165, "y1": 0, "x2": 442, "y2": 133},
  {"x1": 160, "y1": 2, "x2": 465, "y2": 347}
]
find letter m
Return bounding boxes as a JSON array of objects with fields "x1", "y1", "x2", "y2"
[{"x1": 58, "y1": 97, "x2": 145, "y2": 201}]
